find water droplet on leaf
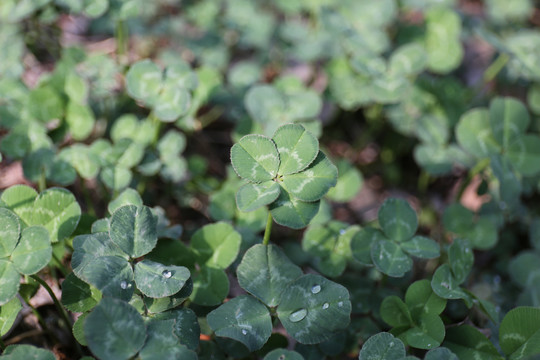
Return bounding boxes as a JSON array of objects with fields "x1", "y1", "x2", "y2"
[
  {"x1": 389, "y1": 341, "x2": 394, "y2": 347},
  {"x1": 120, "y1": 281, "x2": 128, "y2": 289},
  {"x1": 311, "y1": 285, "x2": 321, "y2": 294},
  {"x1": 338, "y1": 301, "x2": 343, "y2": 307},
  {"x1": 322, "y1": 303, "x2": 329, "y2": 310},
  {"x1": 339, "y1": 229, "x2": 346, "y2": 235},
  {"x1": 162, "y1": 270, "x2": 172, "y2": 278},
  {"x1": 289, "y1": 308, "x2": 307, "y2": 322},
  {"x1": 241, "y1": 329, "x2": 247, "y2": 335}
]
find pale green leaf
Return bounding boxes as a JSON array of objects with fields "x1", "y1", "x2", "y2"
[
  {"x1": 272, "y1": 123, "x2": 318, "y2": 175},
  {"x1": 358, "y1": 332, "x2": 406, "y2": 360},
  {"x1": 282, "y1": 151, "x2": 338, "y2": 202},
  {"x1": 191, "y1": 222, "x2": 241, "y2": 269},
  {"x1": 236, "y1": 181, "x2": 281, "y2": 212},
  {"x1": 400, "y1": 236, "x2": 440, "y2": 259},
  {"x1": 231, "y1": 134, "x2": 280, "y2": 183},
  {"x1": 0, "y1": 208, "x2": 20, "y2": 258},
  {"x1": 456, "y1": 108, "x2": 500, "y2": 158},
  {"x1": 11, "y1": 226, "x2": 51, "y2": 275},
  {"x1": 0, "y1": 259, "x2": 20, "y2": 305},
  {"x1": 371, "y1": 239, "x2": 413, "y2": 277},
  {"x1": 0, "y1": 296, "x2": 21, "y2": 336},
  {"x1": 269, "y1": 189, "x2": 320, "y2": 229}
]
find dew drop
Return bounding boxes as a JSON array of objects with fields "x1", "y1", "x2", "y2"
[
  {"x1": 241, "y1": 329, "x2": 247, "y2": 335},
  {"x1": 288, "y1": 308, "x2": 307, "y2": 322},
  {"x1": 338, "y1": 301, "x2": 343, "y2": 307},
  {"x1": 162, "y1": 270, "x2": 172, "y2": 278},
  {"x1": 311, "y1": 285, "x2": 321, "y2": 294},
  {"x1": 322, "y1": 302, "x2": 329, "y2": 310},
  {"x1": 339, "y1": 229, "x2": 346, "y2": 235},
  {"x1": 389, "y1": 341, "x2": 394, "y2": 347},
  {"x1": 120, "y1": 281, "x2": 128, "y2": 289}
]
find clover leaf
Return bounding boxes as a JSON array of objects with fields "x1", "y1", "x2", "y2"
[
  {"x1": 443, "y1": 204, "x2": 498, "y2": 250},
  {"x1": 0, "y1": 208, "x2": 52, "y2": 305},
  {"x1": 231, "y1": 123, "x2": 337, "y2": 229},
  {"x1": 380, "y1": 280, "x2": 447, "y2": 350},
  {"x1": 71, "y1": 205, "x2": 191, "y2": 303},
  {"x1": 351, "y1": 198, "x2": 440, "y2": 277}
]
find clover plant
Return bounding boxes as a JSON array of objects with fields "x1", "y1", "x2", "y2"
[{"x1": 3, "y1": 1, "x2": 540, "y2": 359}]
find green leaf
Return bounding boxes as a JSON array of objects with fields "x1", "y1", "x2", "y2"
[
  {"x1": 0, "y1": 296, "x2": 21, "y2": 336},
  {"x1": 190, "y1": 266, "x2": 229, "y2": 306},
  {"x1": 358, "y1": 332, "x2": 406, "y2": 360},
  {"x1": 11, "y1": 226, "x2": 51, "y2": 275},
  {"x1": 154, "y1": 85, "x2": 191, "y2": 122},
  {"x1": 237, "y1": 244, "x2": 303, "y2": 307},
  {"x1": 425, "y1": 8, "x2": 463, "y2": 74},
  {"x1": 272, "y1": 123, "x2": 319, "y2": 175},
  {"x1": 506, "y1": 134, "x2": 540, "y2": 176},
  {"x1": 405, "y1": 313, "x2": 445, "y2": 350},
  {"x1": 108, "y1": 188, "x2": 143, "y2": 214},
  {"x1": 380, "y1": 296, "x2": 413, "y2": 328},
  {"x1": 65, "y1": 71, "x2": 89, "y2": 104},
  {"x1": 508, "y1": 252, "x2": 540, "y2": 288},
  {"x1": 326, "y1": 159, "x2": 363, "y2": 202},
  {"x1": 0, "y1": 185, "x2": 38, "y2": 227},
  {"x1": 277, "y1": 274, "x2": 351, "y2": 344},
  {"x1": 153, "y1": 307, "x2": 200, "y2": 350},
  {"x1": 134, "y1": 259, "x2": 190, "y2": 298},
  {"x1": 72, "y1": 312, "x2": 88, "y2": 345},
  {"x1": 84, "y1": 297, "x2": 147, "y2": 360},
  {"x1": 405, "y1": 280, "x2": 446, "y2": 319},
  {"x1": 71, "y1": 233, "x2": 128, "y2": 280},
  {"x1": 389, "y1": 43, "x2": 427, "y2": 76},
  {"x1": 66, "y1": 101, "x2": 95, "y2": 140},
  {"x1": 351, "y1": 227, "x2": 385, "y2": 266},
  {"x1": 126, "y1": 60, "x2": 162, "y2": 104},
  {"x1": 264, "y1": 349, "x2": 304, "y2": 360},
  {"x1": 191, "y1": 222, "x2": 241, "y2": 269},
  {"x1": 443, "y1": 204, "x2": 474, "y2": 235},
  {"x1": 31, "y1": 187, "x2": 81, "y2": 243},
  {"x1": 79, "y1": 255, "x2": 134, "y2": 301},
  {"x1": 0, "y1": 208, "x2": 20, "y2": 258},
  {"x1": 456, "y1": 109, "x2": 500, "y2": 158},
  {"x1": 1, "y1": 344, "x2": 56, "y2": 360},
  {"x1": 400, "y1": 236, "x2": 440, "y2": 259},
  {"x1": 27, "y1": 86, "x2": 64, "y2": 122},
  {"x1": 499, "y1": 307, "x2": 540, "y2": 358},
  {"x1": 0, "y1": 259, "x2": 19, "y2": 306},
  {"x1": 207, "y1": 295, "x2": 272, "y2": 352},
  {"x1": 443, "y1": 325, "x2": 503, "y2": 360},
  {"x1": 269, "y1": 189, "x2": 320, "y2": 229},
  {"x1": 431, "y1": 264, "x2": 469, "y2": 300},
  {"x1": 378, "y1": 198, "x2": 418, "y2": 242},
  {"x1": 448, "y1": 239, "x2": 474, "y2": 284},
  {"x1": 469, "y1": 218, "x2": 498, "y2": 250},
  {"x1": 424, "y1": 347, "x2": 458, "y2": 360},
  {"x1": 157, "y1": 130, "x2": 186, "y2": 161},
  {"x1": 143, "y1": 278, "x2": 193, "y2": 314},
  {"x1": 236, "y1": 181, "x2": 281, "y2": 212},
  {"x1": 489, "y1": 97, "x2": 529, "y2": 149},
  {"x1": 371, "y1": 239, "x2": 412, "y2": 277},
  {"x1": 109, "y1": 205, "x2": 157, "y2": 258},
  {"x1": 138, "y1": 319, "x2": 197, "y2": 360},
  {"x1": 282, "y1": 151, "x2": 338, "y2": 202},
  {"x1": 61, "y1": 272, "x2": 101, "y2": 313},
  {"x1": 231, "y1": 134, "x2": 280, "y2": 183}
]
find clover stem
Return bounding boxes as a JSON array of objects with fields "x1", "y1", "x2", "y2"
[
  {"x1": 263, "y1": 212, "x2": 273, "y2": 246},
  {"x1": 30, "y1": 275, "x2": 73, "y2": 329},
  {"x1": 115, "y1": 19, "x2": 128, "y2": 63},
  {"x1": 456, "y1": 158, "x2": 490, "y2": 201},
  {"x1": 38, "y1": 168, "x2": 46, "y2": 193},
  {"x1": 483, "y1": 53, "x2": 510, "y2": 83},
  {"x1": 51, "y1": 253, "x2": 69, "y2": 277}
]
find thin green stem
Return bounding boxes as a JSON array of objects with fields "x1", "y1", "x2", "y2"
[
  {"x1": 263, "y1": 212, "x2": 273, "y2": 246},
  {"x1": 484, "y1": 53, "x2": 510, "y2": 83},
  {"x1": 30, "y1": 275, "x2": 72, "y2": 329},
  {"x1": 38, "y1": 168, "x2": 46, "y2": 193},
  {"x1": 115, "y1": 19, "x2": 128, "y2": 61}
]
